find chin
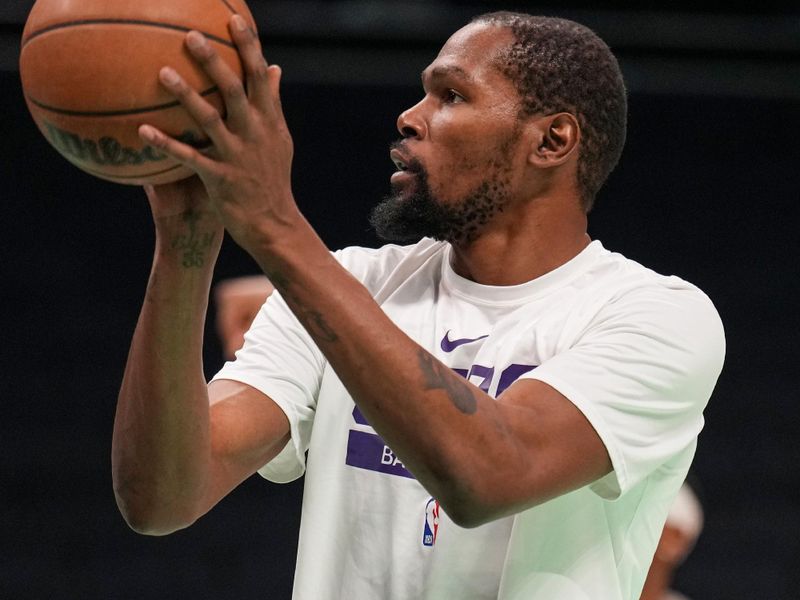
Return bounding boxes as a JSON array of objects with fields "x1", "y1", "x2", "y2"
[{"x1": 390, "y1": 173, "x2": 422, "y2": 197}]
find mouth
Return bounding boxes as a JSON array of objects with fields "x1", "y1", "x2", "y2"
[
  {"x1": 390, "y1": 148, "x2": 410, "y2": 173},
  {"x1": 389, "y1": 146, "x2": 419, "y2": 190}
]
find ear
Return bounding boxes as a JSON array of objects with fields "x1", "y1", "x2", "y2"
[{"x1": 527, "y1": 112, "x2": 580, "y2": 168}]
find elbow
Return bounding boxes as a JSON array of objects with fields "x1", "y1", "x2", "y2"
[
  {"x1": 440, "y1": 495, "x2": 498, "y2": 529},
  {"x1": 113, "y1": 483, "x2": 198, "y2": 536},
  {"x1": 435, "y1": 462, "x2": 531, "y2": 529},
  {"x1": 119, "y1": 508, "x2": 191, "y2": 537},
  {"x1": 435, "y1": 477, "x2": 507, "y2": 529},
  {"x1": 442, "y1": 489, "x2": 533, "y2": 529},
  {"x1": 442, "y1": 505, "x2": 484, "y2": 529}
]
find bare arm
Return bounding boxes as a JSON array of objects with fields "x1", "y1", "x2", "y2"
[
  {"x1": 138, "y1": 18, "x2": 611, "y2": 528},
  {"x1": 112, "y1": 179, "x2": 289, "y2": 535}
]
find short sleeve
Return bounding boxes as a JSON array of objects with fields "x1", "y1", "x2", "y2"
[
  {"x1": 212, "y1": 290, "x2": 326, "y2": 483},
  {"x1": 524, "y1": 285, "x2": 725, "y2": 499}
]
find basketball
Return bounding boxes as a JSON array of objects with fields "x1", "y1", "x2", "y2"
[{"x1": 19, "y1": 0, "x2": 257, "y2": 186}]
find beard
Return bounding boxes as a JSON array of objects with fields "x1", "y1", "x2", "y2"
[{"x1": 370, "y1": 151, "x2": 513, "y2": 247}]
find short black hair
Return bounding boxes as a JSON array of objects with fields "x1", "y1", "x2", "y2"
[{"x1": 472, "y1": 12, "x2": 627, "y2": 211}]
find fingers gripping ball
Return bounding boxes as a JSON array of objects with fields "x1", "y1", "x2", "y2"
[{"x1": 19, "y1": 0, "x2": 257, "y2": 185}]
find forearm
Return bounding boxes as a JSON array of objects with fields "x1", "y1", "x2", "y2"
[{"x1": 112, "y1": 217, "x2": 222, "y2": 535}]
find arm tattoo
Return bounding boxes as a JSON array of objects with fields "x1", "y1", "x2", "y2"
[
  {"x1": 267, "y1": 269, "x2": 339, "y2": 343},
  {"x1": 304, "y1": 310, "x2": 339, "y2": 343},
  {"x1": 418, "y1": 350, "x2": 477, "y2": 415},
  {"x1": 170, "y1": 210, "x2": 216, "y2": 268}
]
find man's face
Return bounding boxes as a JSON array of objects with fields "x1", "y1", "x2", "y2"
[{"x1": 371, "y1": 23, "x2": 527, "y2": 246}]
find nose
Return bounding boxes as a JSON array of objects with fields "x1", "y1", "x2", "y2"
[{"x1": 396, "y1": 99, "x2": 427, "y2": 139}]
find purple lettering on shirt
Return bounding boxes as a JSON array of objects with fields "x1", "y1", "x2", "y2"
[
  {"x1": 352, "y1": 405, "x2": 370, "y2": 425},
  {"x1": 468, "y1": 364, "x2": 495, "y2": 393},
  {"x1": 345, "y1": 430, "x2": 415, "y2": 479},
  {"x1": 345, "y1": 363, "x2": 537, "y2": 480},
  {"x1": 496, "y1": 364, "x2": 538, "y2": 396}
]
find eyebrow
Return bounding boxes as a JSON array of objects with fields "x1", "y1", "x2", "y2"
[{"x1": 421, "y1": 65, "x2": 474, "y2": 86}]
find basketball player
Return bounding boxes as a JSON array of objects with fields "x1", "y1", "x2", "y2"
[{"x1": 113, "y1": 11, "x2": 725, "y2": 599}]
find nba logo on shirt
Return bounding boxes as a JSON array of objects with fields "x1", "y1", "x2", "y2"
[{"x1": 423, "y1": 498, "x2": 440, "y2": 547}]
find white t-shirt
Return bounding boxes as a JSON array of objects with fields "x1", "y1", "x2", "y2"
[{"x1": 213, "y1": 238, "x2": 725, "y2": 600}]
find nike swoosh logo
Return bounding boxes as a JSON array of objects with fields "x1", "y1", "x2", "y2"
[{"x1": 440, "y1": 330, "x2": 489, "y2": 352}]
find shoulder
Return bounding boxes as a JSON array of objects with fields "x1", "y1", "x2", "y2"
[
  {"x1": 332, "y1": 238, "x2": 448, "y2": 295},
  {"x1": 582, "y1": 244, "x2": 726, "y2": 380},
  {"x1": 588, "y1": 244, "x2": 723, "y2": 331}
]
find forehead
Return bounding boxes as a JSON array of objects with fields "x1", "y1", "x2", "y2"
[{"x1": 425, "y1": 22, "x2": 514, "y2": 81}]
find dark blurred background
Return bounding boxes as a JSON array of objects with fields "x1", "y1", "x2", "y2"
[{"x1": 1, "y1": 1, "x2": 799, "y2": 598}]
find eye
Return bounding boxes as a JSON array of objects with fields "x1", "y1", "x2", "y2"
[{"x1": 443, "y1": 89, "x2": 465, "y2": 104}]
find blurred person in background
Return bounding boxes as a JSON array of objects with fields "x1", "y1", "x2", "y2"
[
  {"x1": 214, "y1": 275, "x2": 274, "y2": 360},
  {"x1": 641, "y1": 482, "x2": 705, "y2": 600}
]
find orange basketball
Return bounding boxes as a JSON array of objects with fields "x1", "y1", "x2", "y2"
[{"x1": 19, "y1": 0, "x2": 256, "y2": 186}]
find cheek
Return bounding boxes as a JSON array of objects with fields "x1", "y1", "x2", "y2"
[
  {"x1": 429, "y1": 115, "x2": 485, "y2": 162},
  {"x1": 424, "y1": 109, "x2": 522, "y2": 197},
  {"x1": 427, "y1": 139, "x2": 506, "y2": 199},
  {"x1": 425, "y1": 129, "x2": 482, "y2": 173}
]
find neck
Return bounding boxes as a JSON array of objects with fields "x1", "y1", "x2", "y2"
[{"x1": 449, "y1": 194, "x2": 590, "y2": 286}]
